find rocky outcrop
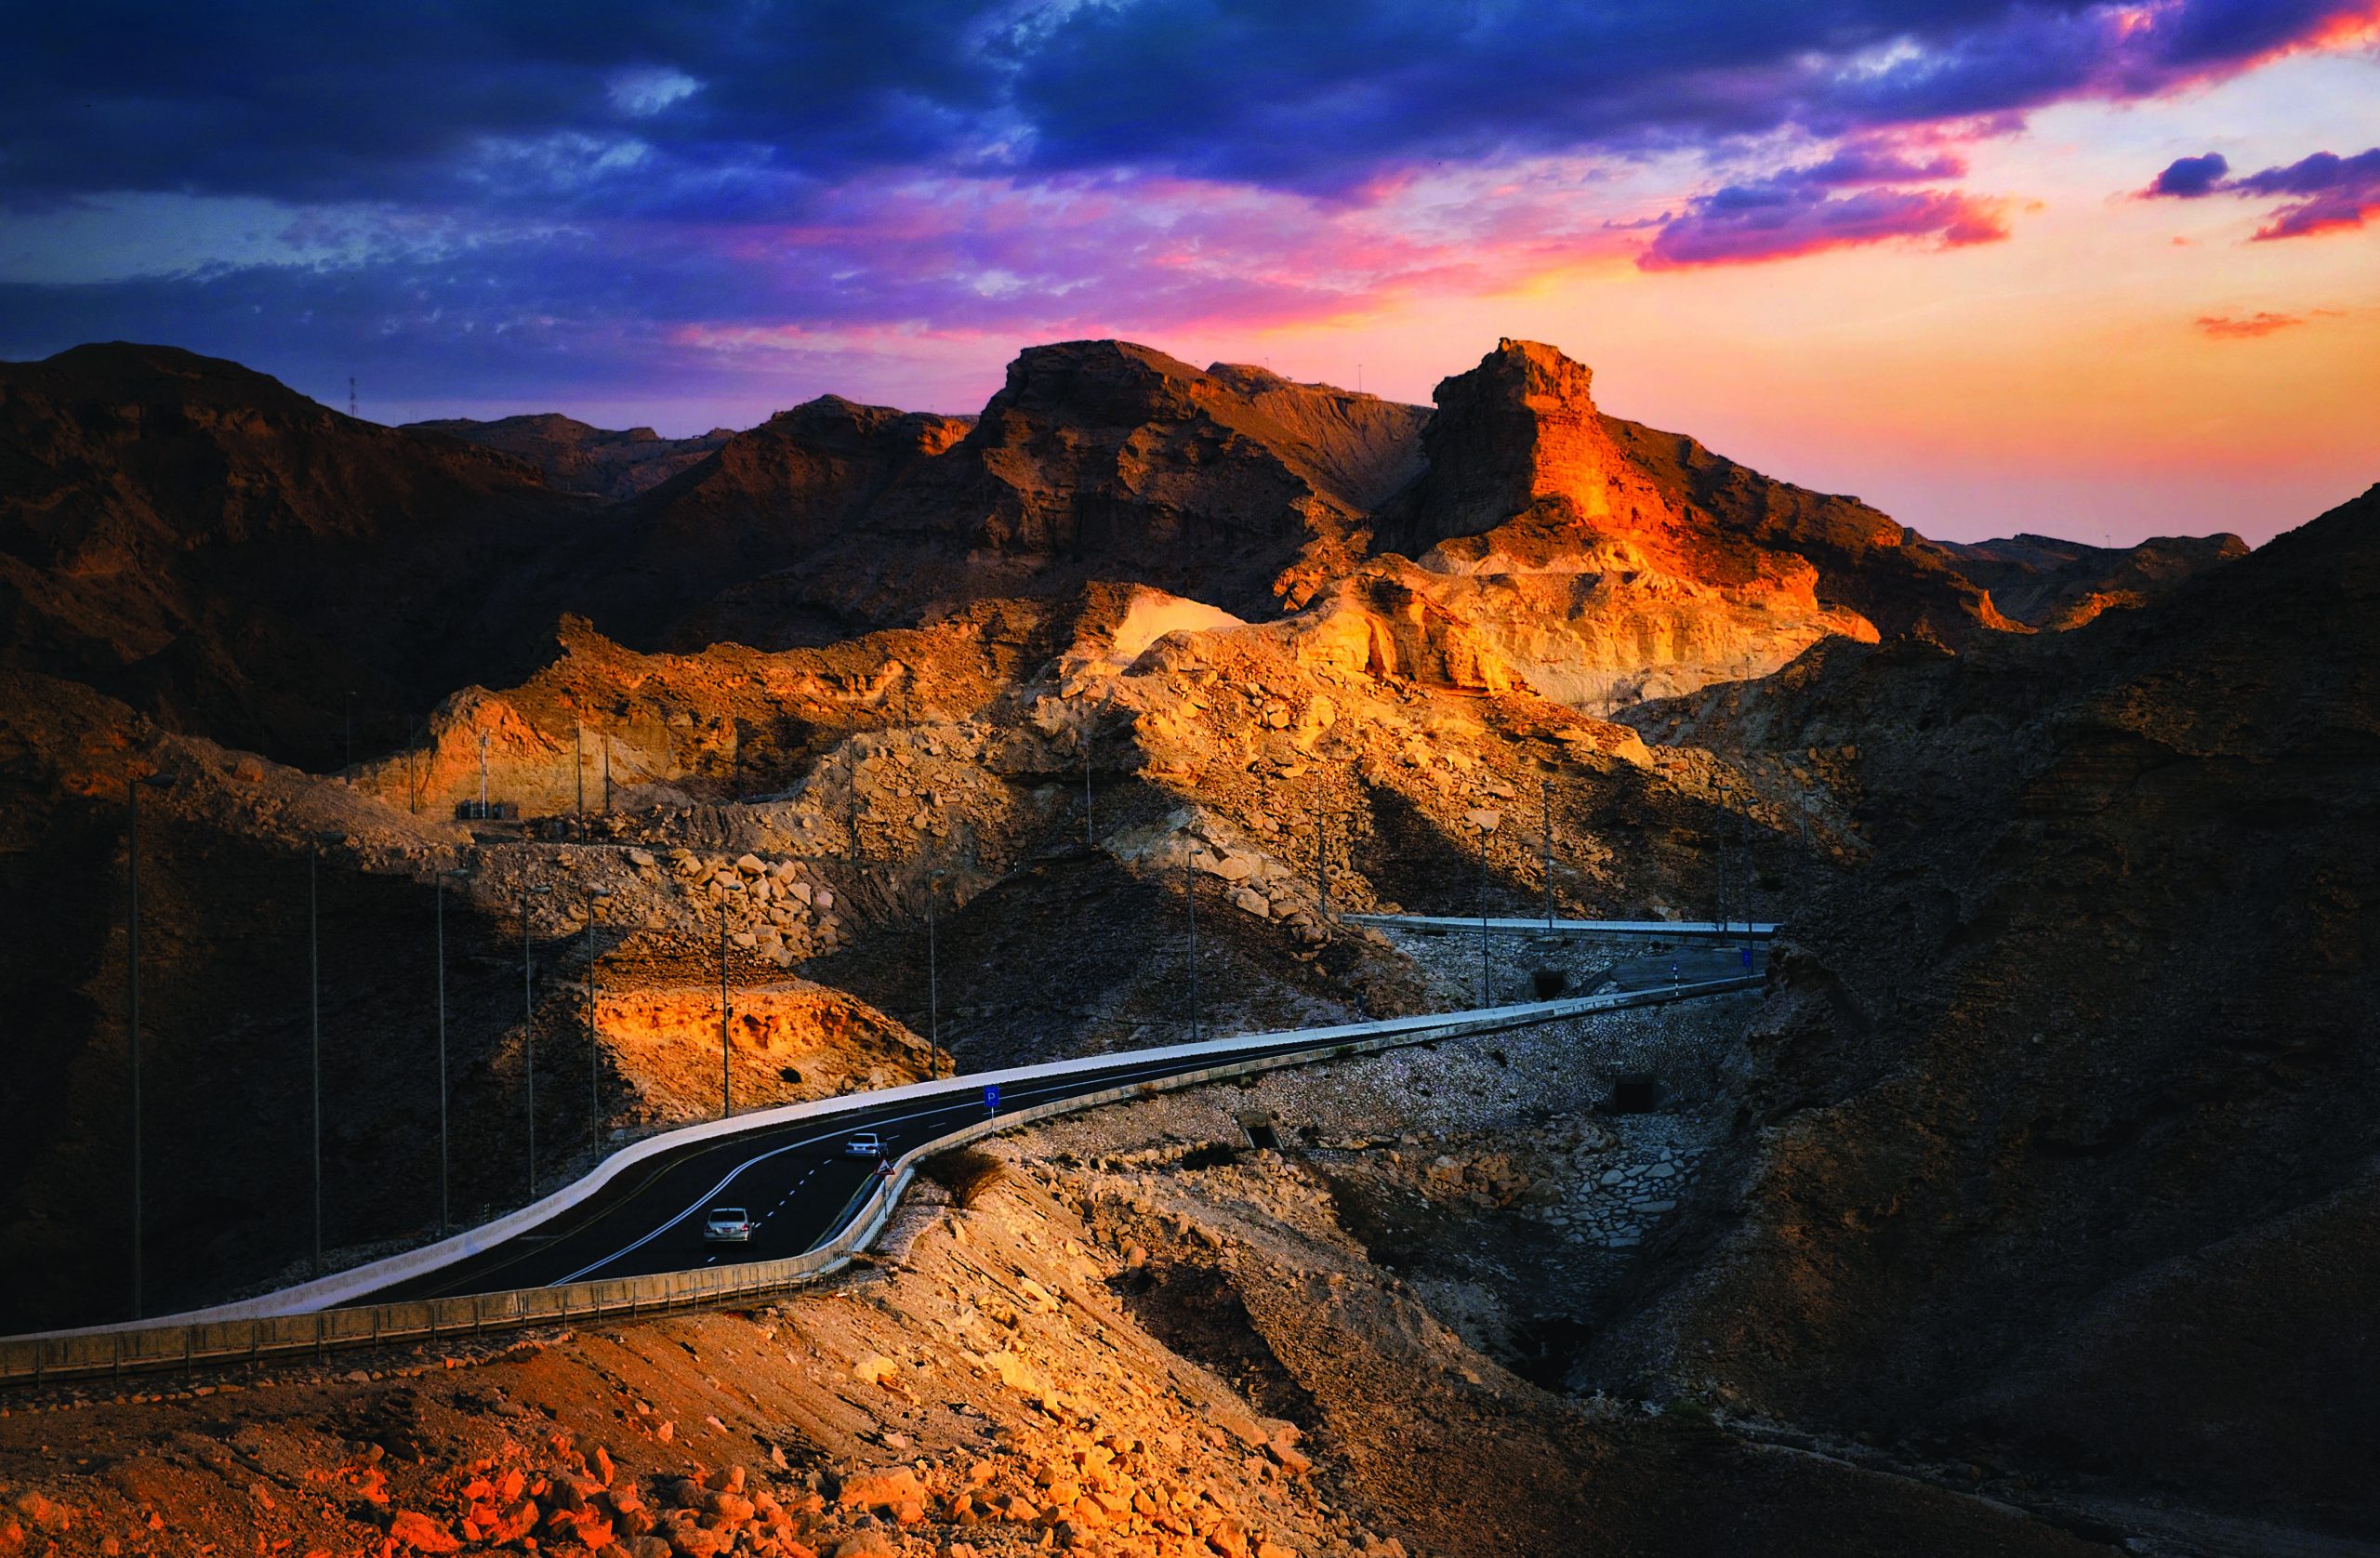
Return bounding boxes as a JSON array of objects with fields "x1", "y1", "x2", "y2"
[
  {"x1": 1922, "y1": 530, "x2": 2249, "y2": 628},
  {"x1": 0, "y1": 343, "x2": 588, "y2": 768},
  {"x1": 805, "y1": 340, "x2": 1426, "y2": 622},
  {"x1": 1359, "y1": 341, "x2": 1891, "y2": 707},
  {"x1": 1395, "y1": 338, "x2": 1673, "y2": 552},
  {"x1": 403, "y1": 413, "x2": 733, "y2": 500},
  {"x1": 1587, "y1": 483, "x2": 2380, "y2": 1531},
  {"x1": 548, "y1": 396, "x2": 974, "y2": 652},
  {"x1": 1, "y1": 337, "x2": 2242, "y2": 749}
]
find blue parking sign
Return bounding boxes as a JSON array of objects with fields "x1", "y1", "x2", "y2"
[{"x1": 984, "y1": 1084, "x2": 1000, "y2": 1115}]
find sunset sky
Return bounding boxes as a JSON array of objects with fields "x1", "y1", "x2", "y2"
[{"x1": 4, "y1": 2, "x2": 2376, "y2": 546}]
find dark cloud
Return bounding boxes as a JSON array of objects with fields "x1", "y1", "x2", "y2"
[
  {"x1": 1638, "y1": 180, "x2": 2008, "y2": 269},
  {"x1": 2, "y1": 0, "x2": 2372, "y2": 384},
  {"x1": 2236, "y1": 147, "x2": 2380, "y2": 237},
  {"x1": 2147, "y1": 152, "x2": 2231, "y2": 197},
  {"x1": 6, "y1": 0, "x2": 2371, "y2": 211},
  {"x1": 0, "y1": 1, "x2": 998, "y2": 210},
  {"x1": 1794, "y1": 142, "x2": 1971, "y2": 187},
  {"x1": 2139, "y1": 145, "x2": 2380, "y2": 238}
]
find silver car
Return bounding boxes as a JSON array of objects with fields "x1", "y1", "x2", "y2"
[{"x1": 703, "y1": 1207, "x2": 754, "y2": 1243}]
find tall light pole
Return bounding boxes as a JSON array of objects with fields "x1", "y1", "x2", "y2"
[
  {"x1": 1540, "y1": 779, "x2": 1555, "y2": 931},
  {"x1": 1739, "y1": 791, "x2": 1756, "y2": 971},
  {"x1": 1712, "y1": 782, "x2": 1729, "y2": 939},
  {"x1": 574, "y1": 722, "x2": 586, "y2": 840},
  {"x1": 405, "y1": 717, "x2": 425, "y2": 816},
  {"x1": 434, "y1": 865, "x2": 469, "y2": 1238},
  {"x1": 584, "y1": 886, "x2": 609, "y2": 1142},
  {"x1": 126, "y1": 770, "x2": 172, "y2": 1318},
  {"x1": 1315, "y1": 812, "x2": 1329, "y2": 920},
  {"x1": 1183, "y1": 858, "x2": 1201, "y2": 1043},
  {"x1": 719, "y1": 880, "x2": 742, "y2": 1118},
  {"x1": 1082, "y1": 728, "x2": 1095, "y2": 846},
  {"x1": 522, "y1": 883, "x2": 550, "y2": 1199},
  {"x1": 1797, "y1": 786, "x2": 1814, "y2": 900},
  {"x1": 309, "y1": 836, "x2": 329, "y2": 1277},
  {"x1": 926, "y1": 871, "x2": 944, "y2": 1079},
  {"x1": 1475, "y1": 826, "x2": 1491, "y2": 1009}
]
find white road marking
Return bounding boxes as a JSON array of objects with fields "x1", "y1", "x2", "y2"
[
  {"x1": 545, "y1": 1057, "x2": 1231, "y2": 1287},
  {"x1": 547, "y1": 1099, "x2": 967, "y2": 1285}
]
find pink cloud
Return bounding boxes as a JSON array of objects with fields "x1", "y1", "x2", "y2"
[{"x1": 2196, "y1": 310, "x2": 2306, "y2": 337}]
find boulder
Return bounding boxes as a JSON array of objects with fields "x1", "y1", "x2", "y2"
[{"x1": 388, "y1": 1511, "x2": 461, "y2": 1553}]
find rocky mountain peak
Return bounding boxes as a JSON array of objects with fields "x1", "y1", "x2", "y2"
[
  {"x1": 1402, "y1": 337, "x2": 1656, "y2": 548},
  {"x1": 988, "y1": 337, "x2": 1210, "y2": 427}
]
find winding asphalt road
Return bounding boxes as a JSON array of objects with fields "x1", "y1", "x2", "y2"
[
  {"x1": 358, "y1": 1036, "x2": 1385, "y2": 1302},
  {"x1": 354, "y1": 970, "x2": 1764, "y2": 1307}
]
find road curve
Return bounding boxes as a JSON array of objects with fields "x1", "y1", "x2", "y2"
[{"x1": 350, "y1": 974, "x2": 1762, "y2": 1307}]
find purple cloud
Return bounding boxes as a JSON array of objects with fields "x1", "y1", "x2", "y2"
[
  {"x1": 3, "y1": 0, "x2": 2373, "y2": 405},
  {"x1": 2237, "y1": 148, "x2": 2380, "y2": 238},
  {"x1": 1638, "y1": 182, "x2": 2010, "y2": 270},
  {"x1": 1794, "y1": 143, "x2": 1971, "y2": 187},
  {"x1": 2147, "y1": 152, "x2": 2232, "y2": 197},
  {"x1": 5, "y1": 1, "x2": 2372, "y2": 210},
  {"x1": 2140, "y1": 145, "x2": 2380, "y2": 238}
]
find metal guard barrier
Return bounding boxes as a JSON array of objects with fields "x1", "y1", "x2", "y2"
[{"x1": 0, "y1": 977, "x2": 1757, "y2": 1386}]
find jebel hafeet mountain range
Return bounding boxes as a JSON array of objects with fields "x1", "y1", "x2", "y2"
[{"x1": 0, "y1": 332, "x2": 2373, "y2": 1558}]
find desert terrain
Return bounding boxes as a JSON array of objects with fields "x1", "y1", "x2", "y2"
[{"x1": 0, "y1": 335, "x2": 2371, "y2": 1558}]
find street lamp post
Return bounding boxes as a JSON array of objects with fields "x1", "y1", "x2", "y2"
[
  {"x1": 308, "y1": 836, "x2": 335, "y2": 1277},
  {"x1": 1315, "y1": 812, "x2": 1329, "y2": 920},
  {"x1": 126, "y1": 771, "x2": 172, "y2": 1318},
  {"x1": 522, "y1": 883, "x2": 550, "y2": 1199},
  {"x1": 435, "y1": 865, "x2": 469, "y2": 1238},
  {"x1": 405, "y1": 717, "x2": 425, "y2": 816},
  {"x1": 584, "y1": 886, "x2": 609, "y2": 1142},
  {"x1": 719, "y1": 881, "x2": 742, "y2": 1118},
  {"x1": 1796, "y1": 786, "x2": 1814, "y2": 900},
  {"x1": 926, "y1": 871, "x2": 944, "y2": 1079},
  {"x1": 1476, "y1": 828, "x2": 1491, "y2": 1009},
  {"x1": 1740, "y1": 798, "x2": 1756, "y2": 971},
  {"x1": 1712, "y1": 783, "x2": 1730, "y2": 940},
  {"x1": 1183, "y1": 858, "x2": 1201, "y2": 1043},
  {"x1": 575, "y1": 722, "x2": 586, "y2": 840},
  {"x1": 1541, "y1": 779, "x2": 1555, "y2": 931}
]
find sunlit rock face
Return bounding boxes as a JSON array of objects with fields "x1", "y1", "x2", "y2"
[{"x1": 1362, "y1": 340, "x2": 1880, "y2": 710}]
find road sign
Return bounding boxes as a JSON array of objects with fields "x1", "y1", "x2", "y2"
[
  {"x1": 1740, "y1": 945, "x2": 1753, "y2": 969},
  {"x1": 984, "y1": 1084, "x2": 1000, "y2": 1115}
]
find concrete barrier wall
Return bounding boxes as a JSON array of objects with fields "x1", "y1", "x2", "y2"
[
  {"x1": 1344, "y1": 914, "x2": 1778, "y2": 939},
  {"x1": 0, "y1": 978, "x2": 1756, "y2": 1386}
]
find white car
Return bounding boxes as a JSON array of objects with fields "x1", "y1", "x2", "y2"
[
  {"x1": 703, "y1": 1208, "x2": 754, "y2": 1243},
  {"x1": 843, "y1": 1130, "x2": 884, "y2": 1158}
]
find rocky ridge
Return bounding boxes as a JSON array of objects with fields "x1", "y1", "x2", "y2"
[{"x1": 404, "y1": 414, "x2": 735, "y2": 502}]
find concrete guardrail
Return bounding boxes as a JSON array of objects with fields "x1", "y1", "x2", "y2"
[
  {"x1": 1344, "y1": 913, "x2": 1778, "y2": 939},
  {"x1": 0, "y1": 977, "x2": 1758, "y2": 1386}
]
